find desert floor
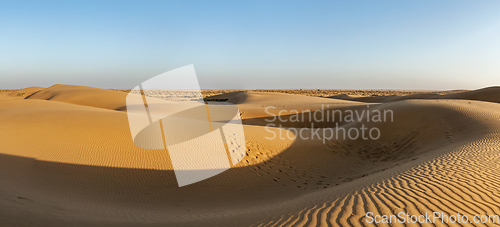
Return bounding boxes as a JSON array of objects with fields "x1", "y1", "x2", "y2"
[{"x1": 1, "y1": 85, "x2": 500, "y2": 226}]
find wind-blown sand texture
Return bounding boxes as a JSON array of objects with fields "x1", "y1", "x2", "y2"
[{"x1": 1, "y1": 84, "x2": 499, "y2": 226}]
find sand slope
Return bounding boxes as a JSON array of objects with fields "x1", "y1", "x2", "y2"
[{"x1": 0, "y1": 85, "x2": 500, "y2": 226}]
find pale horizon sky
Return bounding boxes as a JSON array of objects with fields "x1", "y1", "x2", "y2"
[{"x1": 1, "y1": 0, "x2": 500, "y2": 90}]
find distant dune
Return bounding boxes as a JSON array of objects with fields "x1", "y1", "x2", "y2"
[
  {"x1": 25, "y1": 84, "x2": 129, "y2": 110},
  {"x1": 1, "y1": 85, "x2": 500, "y2": 226},
  {"x1": 328, "y1": 86, "x2": 500, "y2": 104}
]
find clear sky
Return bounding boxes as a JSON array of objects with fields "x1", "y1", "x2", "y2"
[{"x1": 1, "y1": 0, "x2": 500, "y2": 90}]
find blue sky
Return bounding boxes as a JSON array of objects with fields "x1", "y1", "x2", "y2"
[{"x1": 1, "y1": 0, "x2": 500, "y2": 89}]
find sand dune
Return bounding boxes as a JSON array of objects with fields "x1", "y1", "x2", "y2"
[
  {"x1": 209, "y1": 91, "x2": 364, "y2": 121},
  {"x1": 1, "y1": 85, "x2": 500, "y2": 226},
  {"x1": 328, "y1": 86, "x2": 500, "y2": 104},
  {"x1": 206, "y1": 91, "x2": 360, "y2": 105},
  {"x1": 25, "y1": 84, "x2": 128, "y2": 110}
]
